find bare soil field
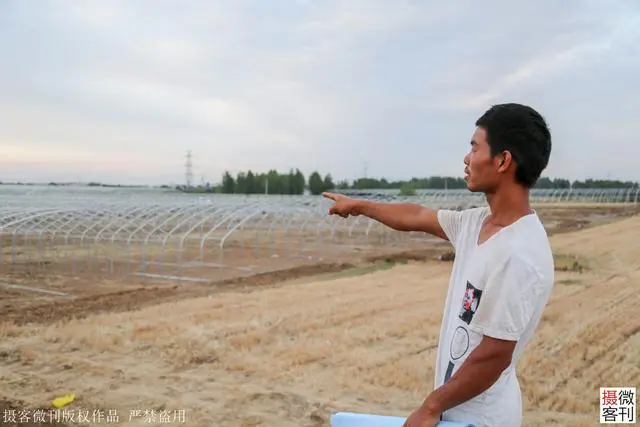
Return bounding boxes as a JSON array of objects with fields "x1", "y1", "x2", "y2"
[
  {"x1": 1, "y1": 204, "x2": 637, "y2": 319},
  {"x1": 1, "y1": 203, "x2": 639, "y2": 426}
]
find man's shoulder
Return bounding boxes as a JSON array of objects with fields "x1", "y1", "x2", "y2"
[
  {"x1": 500, "y1": 213, "x2": 550, "y2": 246},
  {"x1": 461, "y1": 205, "x2": 490, "y2": 215},
  {"x1": 457, "y1": 205, "x2": 491, "y2": 223},
  {"x1": 437, "y1": 205, "x2": 489, "y2": 229},
  {"x1": 489, "y1": 229, "x2": 554, "y2": 285}
]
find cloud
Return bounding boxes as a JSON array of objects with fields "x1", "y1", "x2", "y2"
[
  {"x1": 448, "y1": 41, "x2": 610, "y2": 111},
  {"x1": 0, "y1": 0, "x2": 638, "y2": 185}
]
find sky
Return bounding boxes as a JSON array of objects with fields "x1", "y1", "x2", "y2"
[{"x1": 1, "y1": 0, "x2": 639, "y2": 186}]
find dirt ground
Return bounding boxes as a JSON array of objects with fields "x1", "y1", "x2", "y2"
[
  {"x1": 1, "y1": 204, "x2": 637, "y2": 318},
  {"x1": 1, "y1": 204, "x2": 639, "y2": 426}
]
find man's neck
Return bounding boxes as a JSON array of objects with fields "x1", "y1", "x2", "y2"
[{"x1": 485, "y1": 185, "x2": 533, "y2": 226}]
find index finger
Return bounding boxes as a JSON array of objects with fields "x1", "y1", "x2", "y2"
[{"x1": 322, "y1": 192, "x2": 338, "y2": 200}]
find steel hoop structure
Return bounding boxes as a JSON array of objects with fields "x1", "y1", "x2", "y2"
[{"x1": 0, "y1": 185, "x2": 637, "y2": 285}]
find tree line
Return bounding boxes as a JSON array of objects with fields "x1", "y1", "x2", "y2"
[
  {"x1": 177, "y1": 169, "x2": 639, "y2": 195},
  {"x1": 204, "y1": 169, "x2": 336, "y2": 195}
]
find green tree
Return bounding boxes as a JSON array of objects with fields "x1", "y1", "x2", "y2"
[
  {"x1": 221, "y1": 171, "x2": 235, "y2": 193},
  {"x1": 287, "y1": 169, "x2": 296, "y2": 194},
  {"x1": 308, "y1": 171, "x2": 324, "y2": 195},
  {"x1": 336, "y1": 180, "x2": 350, "y2": 190},
  {"x1": 399, "y1": 182, "x2": 416, "y2": 196},
  {"x1": 265, "y1": 169, "x2": 281, "y2": 194},
  {"x1": 186, "y1": 171, "x2": 640, "y2": 194},
  {"x1": 245, "y1": 170, "x2": 257, "y2": 194},
  {"x1": 323, "y1": 174, "x2": 335, "y2": 192},
  {"x1": 235, "y1": 172, "x2": 247, "y2": 194},
  {"x1": 294, "y1": 169, "x2": 306, "y2": 194}
]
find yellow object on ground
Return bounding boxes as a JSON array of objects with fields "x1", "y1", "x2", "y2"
[{"x1": 52, "y1": 394, "x2": 75, "y2": 409}]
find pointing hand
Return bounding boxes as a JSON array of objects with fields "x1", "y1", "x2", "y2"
[{"x1": 322, "y1": 192, "x2": 361, "y2": 218}]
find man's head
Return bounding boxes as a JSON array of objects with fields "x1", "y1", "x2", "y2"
[{"x1": 463, "y1": 103, "x2": 551, "y2": 193}]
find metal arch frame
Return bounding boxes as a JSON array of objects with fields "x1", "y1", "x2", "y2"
[
  {"x1": 75, "y1": 205, "x2": 142, "y2": 274},
  {"x1": 189, "y1": 204, "x2": 244, "y2": 261},
  {"x1": 62, "y1": 207, "x2": 114, "y2": 272},
  {"x1": 264, "y1": 206, "x2": 289, "y2": 257},
  {"x1": 102, "y1": 204, "x2": 176, "y2": 274},
  {"x1": 172, "y1": 205, "x2": 252, "y2": 269},
  {"x1": 0, "y1": 208, "x2": 69, "y2": 232},
  {"x1": 192, "y1": 203, "x2": 261, "y2": 264},
  {"x1": 0, "y1": 207, "x2": 38, "y2": 253},
  {"x1": 146, "y1": 203, "x2": 231, "y2": 275},
  {"x1": 48, "y1": 210, "x2": 99, "y2": 269},
  {"x1": 63, "y1": 208, "x2": 102, "y2": 243},
  {"x1": 137, "y1": 204, "x2": 206, "y2": 247},
  {"x1": 92, "y1": 205, "x2": 150, "y2": 244},
  {"x1": 218, "y1": 209, "x2": 265, "y2": 262},
  {"x1": 112, "y1": 204, "x2": 172, "y2": 245},
  {"x1": 1, "y1": 187, "x2": 638, "y2": 283},
  {"x1": 48, "y1": 211, "x2": 84, "y2": 242},
  {"x1": 130, "y1": 203, "x2": 213, "y2": 274},
  {"x1": 59, "y1": 208, "x2": 101, "y2": 272},
  {"x1": 276, "y1": 206, "x2": 314, "y2": 259},
  {"x1": 1, "y1": 208, "x2": 73, "y2": 263},
  {"x1": 247, "y1": 207, "x2": 278, "y2": 259},
  {"x1": 293, "y1": 206, "x2": 321, "y2": 257},
  {"x1": 77, "y1": 208, "x2": 120, "y2": 246},
  {"x1": 31, "y1": 209, "x2": 80, "y2": 263},
  {"x1": 7, "y1": 210, "x2": 63, "y2": 263},
  {"x1": 218, "y1": 204, "x2": 268, "y2": 258},
  {"x1": 312, "y1": 206, "x2": 345, "y2": 259},
  {"x1": 297, "y1": 208, "x2": 323, "y2": 258}
]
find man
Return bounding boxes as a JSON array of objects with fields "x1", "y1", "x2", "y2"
[{"x1": 322, "y1": 103, "x2": 555, "y2": 427}]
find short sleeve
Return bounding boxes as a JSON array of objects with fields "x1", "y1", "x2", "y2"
[
  {"x1": 437, "y1": 207, "x2": 485, "y2": 248},
  {"x1": 468, "y1": 255, "x2": 544, "y2": 341},
  {"x1": 437, "y1": 209, "x2": 465, "y2": 247}
]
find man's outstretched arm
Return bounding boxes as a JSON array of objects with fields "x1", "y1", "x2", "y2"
[{"x1": 342, "y1": 198, "x2": 448, "y2": 240}]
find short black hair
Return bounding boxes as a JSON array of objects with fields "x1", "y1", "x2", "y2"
[{"x1": 475, "y1": 103, "x2": 551, "y2": 188}]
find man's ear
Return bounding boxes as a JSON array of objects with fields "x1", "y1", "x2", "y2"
[{"x1": 497, "y1": 150, "x2": 513, "y2": 173}]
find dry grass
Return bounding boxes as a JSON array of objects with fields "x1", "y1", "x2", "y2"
[{"x1": 1, "y1": 210, "x2": 640, "y2": 426}]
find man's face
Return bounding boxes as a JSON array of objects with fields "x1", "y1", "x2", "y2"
[{"x1": 463, "y1": 127, "x2": 503, "y2": 193}]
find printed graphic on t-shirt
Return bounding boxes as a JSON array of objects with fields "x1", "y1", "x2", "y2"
[
  {"x1": 458, "y1": 281, "x2": 482, "y2": 325},
  {"x1": 449, "y1": 326, "x2": 469, "y2": 360},
  {"x1": 444, "y1": 281, "x2": 484, "y2": 383}
]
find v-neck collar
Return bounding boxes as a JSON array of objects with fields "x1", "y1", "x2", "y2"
[{"x1": 475, "y1": 209, "x2": 537, "y2": 248}]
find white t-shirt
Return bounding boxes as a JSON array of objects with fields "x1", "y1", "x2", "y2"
[{"x1": 434, "y1": 206, "x2": 555, "y2": 427}]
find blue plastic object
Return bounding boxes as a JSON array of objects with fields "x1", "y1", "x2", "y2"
[{"x1": 330, "y1": 412, "x2": 474, "y2": 427}]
